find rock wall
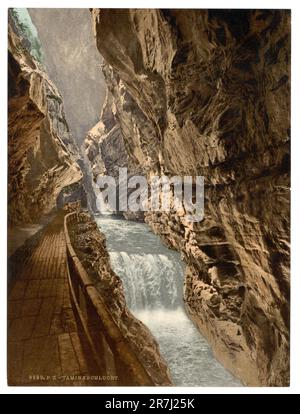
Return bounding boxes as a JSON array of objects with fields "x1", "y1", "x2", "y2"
[
  {"x1": 28, "y1": 8, "x2": 107, "y2": 213},
  {"x1": 84, "y1": 65, "x2": 144, "y2": 220},
  {"x1": 91, "y1": 9, "x2": 290, "y2": 386},
  {"x1": 69, "y1": 212, "x2": 172, "y2": 385},
  {"x1": 8, "y1": 19, "x2": 82, "y2": 226},
  {"x1": 29, "y1": 9, "x2": 106, "y2": 145}
]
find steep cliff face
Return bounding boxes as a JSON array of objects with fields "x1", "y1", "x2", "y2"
[
  {"x1": 8, "y1": 21, "x2": 82, "y2": 226},
  {"x1": 28, "y1": 9, "x2": 107, "y2": 214},
  {"x1": 84, "y1": 66, "x2": 144, "y2": 220},
  {"x1": 91, "y1": 9, "x2": 290, "y2": 386},
  {"x1": 29, "y1": 8, "x2": 106, "y2": 145}
]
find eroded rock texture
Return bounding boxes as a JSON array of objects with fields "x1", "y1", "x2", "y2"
[
  {"x1": 8, "y1": 21, "x2": 82, "y2": 226},
  {"x1": 91, "y1": 9, "x2": 290, "y2": 386},
  {"x1": 29, "y1": 8, "x2": 106, "y2": 145},
  {"x1": 69, "y1": 212, "x2": 172, "y2": 385},
  {"x1": 84, "y1": 66, "x2": 144, "y2": 220},
  {"x1": 28, "y1": 9, "x2": 106, "y2": 213}
]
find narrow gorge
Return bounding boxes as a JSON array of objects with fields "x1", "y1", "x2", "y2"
[{"x1": 7, "y1": 8, "x2": 290, "y2": 387}]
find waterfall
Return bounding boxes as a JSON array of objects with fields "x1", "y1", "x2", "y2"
[
  {"x1": 96, "y1": 215, "x2": 241, "y2": 387},
  {"x1": 109, "y1": 252, "x2": 183, "y2": 310}
]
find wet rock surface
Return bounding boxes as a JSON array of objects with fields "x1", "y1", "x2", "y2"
[
  {"x1": 90, "y1": 9, "x2": 290, "y2": 386},
  {"x1": 69, "y1": 212, "x2": 172, "y2": 385}
]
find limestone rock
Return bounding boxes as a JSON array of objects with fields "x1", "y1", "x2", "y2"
[
  {"x1": 84, "y1": 65, "x2": 144, "y2": 220},
  {"x1": 29, "y1": 8, "x2": 106, "y2": 145},
  {"x1": 8, "y1": 19, "x2": 82, "y2": 226},
  {"x1": 91, "y1": 9, "x2": 290, "y2": 386}
]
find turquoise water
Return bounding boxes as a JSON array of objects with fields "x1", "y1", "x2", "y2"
[{"x1": 11, "y1": 8, "x2": 43, "y2": 62}]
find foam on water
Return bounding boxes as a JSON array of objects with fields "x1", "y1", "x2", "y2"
[{"x1": 96, "y1": 215, "x2": 241, "y2": 386}]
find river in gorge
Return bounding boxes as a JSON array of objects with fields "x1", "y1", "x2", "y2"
[{"x1": 95, "y1": 215, "x2": 241, "y2": 387}]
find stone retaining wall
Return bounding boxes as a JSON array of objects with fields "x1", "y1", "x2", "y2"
[{"x1": 64, "y1": 212, "x2": 155, "y2": 386}]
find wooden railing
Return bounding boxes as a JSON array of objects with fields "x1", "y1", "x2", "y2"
[{"x1": 64, "y1": 212, "x2": 154, "y2": 386}]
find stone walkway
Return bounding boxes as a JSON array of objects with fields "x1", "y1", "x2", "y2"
[{"x1": 7, "y1": 213, "x2": 105, "y2": 386}]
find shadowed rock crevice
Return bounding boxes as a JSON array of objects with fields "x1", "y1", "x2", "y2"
[{"x1": 88, "y1": 9, "x2": 290, "y2": 386}]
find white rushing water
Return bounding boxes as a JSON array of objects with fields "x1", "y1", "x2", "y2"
[{"x1": 95, "y1": 215, "x2": 241, "y2": 387}]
